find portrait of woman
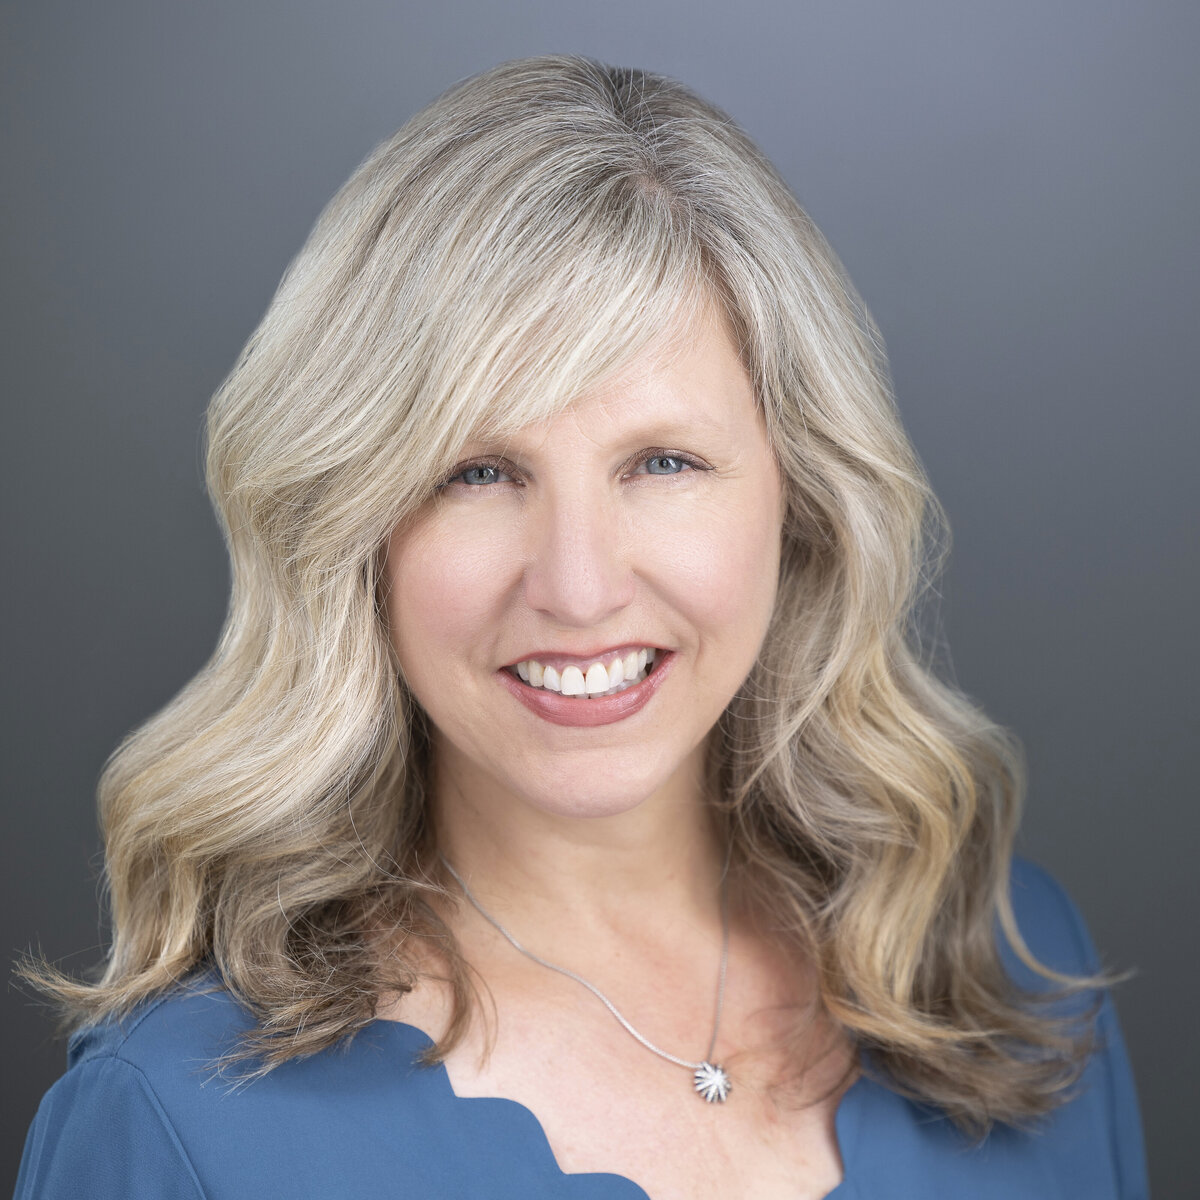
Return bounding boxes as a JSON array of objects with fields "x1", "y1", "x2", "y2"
[{"x1": 9, "y1": 49, "x2": 1158, "y2": 1200}]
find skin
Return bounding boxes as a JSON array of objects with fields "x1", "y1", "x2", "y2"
[{"x1": 378, "y1": 301, "x2": 851, "y2": 1200}]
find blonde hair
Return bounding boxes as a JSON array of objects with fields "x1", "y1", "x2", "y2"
[{"x1": 26, "y1": 54, "x2": 1113, "y2": 1137}]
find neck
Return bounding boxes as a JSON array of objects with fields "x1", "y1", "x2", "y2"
[{"x1": 430, "y1": 734, "x2": 727, "y2": 938}]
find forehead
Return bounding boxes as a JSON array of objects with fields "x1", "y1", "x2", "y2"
[{"x1": 463, "y1": 299, "x2": 758, "y2": 453}]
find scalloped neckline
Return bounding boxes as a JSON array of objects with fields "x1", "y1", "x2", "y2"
[{"x1": 367, "y1": 1016, "x2": 865, "y2": 1197}]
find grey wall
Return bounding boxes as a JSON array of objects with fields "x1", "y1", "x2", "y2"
[{"x1": 3, "y1": 1, "x2": 1196, "y2": 1192}]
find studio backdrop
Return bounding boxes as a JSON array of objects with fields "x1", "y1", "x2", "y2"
[{"x1": 2, "y1": 2, "x2": 1196, "y2": 1193}]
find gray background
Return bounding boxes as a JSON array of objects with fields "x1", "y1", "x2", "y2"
[{"x1": 2, "y1": 0, "x2": 1196, "y2": 1193}]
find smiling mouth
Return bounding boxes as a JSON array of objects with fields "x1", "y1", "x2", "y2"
[
  {"x1": 499, "y1": 648, "x2": 673, "y2": 727},
  {"x1": 507, "y1": 648, "x2": 658, "y2": 699}
]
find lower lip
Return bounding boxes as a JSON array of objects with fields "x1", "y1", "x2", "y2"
[{"x1": 497, "y1": 653, "x2": 675, "y2": 727}]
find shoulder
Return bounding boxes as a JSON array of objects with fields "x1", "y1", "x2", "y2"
[
  {"x1": 842, "y1": 857, "x2": 1148, "y2": 1199},
  {"x1": 17, "y1": 976, "x2": 412, "y2": 1199},
  {"x1": 18, "y1": 974, "x2": 644, "y2": 1199},
  {"x1": 1001, "y1": 854, "x2": 1101, "y2": 986},
  {"x1": 14, "y1": 983, "x2": 227, "y2": 1199},
  {"x1": 1002, "y1": 856, "x2": 1148, "y2": 1197},
  {"x1": 1012, "y1": 856, "x2": 1149, "y2": 1197},
  {"x1": 65, "y1": 974, "x2": 253, "y2": 1075}
]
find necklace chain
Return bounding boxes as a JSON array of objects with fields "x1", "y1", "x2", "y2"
[{"x1": 439, "y1": 850, "x2": 733, "y2": 1093}]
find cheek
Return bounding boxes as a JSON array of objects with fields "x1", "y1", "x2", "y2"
[
  {"x1": 384, "y1": 520, "x2": 514, "y2": 675},
  {"x1": 645, "y1": 483, "x2": 782, "y2": 638}
]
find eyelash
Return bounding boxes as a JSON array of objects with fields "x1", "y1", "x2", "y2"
[{"x1": 437, "y1": 448, "x2": 711, "y2": 491}]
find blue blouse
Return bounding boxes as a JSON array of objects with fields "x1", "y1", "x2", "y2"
[{"x1": 15, "y1": 858, "x2": 1148, "y2": 1198}]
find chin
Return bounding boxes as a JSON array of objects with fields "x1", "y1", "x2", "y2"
[
  {"x1": 531, "y1": 793, "x2": 650, "y2": 821},
  {"x1": 513, "y1": 764, "x2": 677, "y2": 821}
]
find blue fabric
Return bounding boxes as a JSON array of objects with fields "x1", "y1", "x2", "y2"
[{"x1": 15, "y1": 858, "x2": 1148, "y2": 1198}]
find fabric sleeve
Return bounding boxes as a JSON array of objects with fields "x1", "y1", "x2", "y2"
[
  {"x1": 1095, "y1": 988, "x2": 1151, "y2": 1200},
  {"x1": 1017, "y1": 864, "x2": 1147, "y2": 1200},
  {"x1": 14, "y1": 1055, "x2": 206, "y2": 1200},
  {"x1": 1037, "y1": 866, "x2": 1151, "y2": 1200}
]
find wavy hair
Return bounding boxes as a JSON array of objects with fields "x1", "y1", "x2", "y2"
[{"x1": 25, "y1": 55, "x2": 1113, "y2": 1138}]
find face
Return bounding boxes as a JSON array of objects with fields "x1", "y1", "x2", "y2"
[{"x1": 381, "y1": 301, "x2": 786, "y2": 822}]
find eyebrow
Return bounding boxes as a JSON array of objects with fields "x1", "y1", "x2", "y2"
[
  {"x1": 604, "y1": 414, "x2": 731, "y2": 443},
  {"x1": 460, "y1": 410, "x2": 735, "y2": 460}
]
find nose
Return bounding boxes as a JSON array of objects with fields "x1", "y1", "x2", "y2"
[{"x1": 522, "y1": 483, "x2": 636, "y2": 627}]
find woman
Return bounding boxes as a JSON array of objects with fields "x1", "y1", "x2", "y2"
[{"x1": 17, "y1": 55, "x2": 1146, "y2": 1198}]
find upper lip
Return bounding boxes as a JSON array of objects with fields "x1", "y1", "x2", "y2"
[{"x1": 501, "y1": 643, "x2": 664, "y2": 669}]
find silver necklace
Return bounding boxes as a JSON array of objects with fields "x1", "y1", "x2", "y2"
[{"x1": 440, "y1": 852, "x2": 733, "y2": 1103}]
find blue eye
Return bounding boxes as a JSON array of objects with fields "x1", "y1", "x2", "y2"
[
  {"x1": 452, "y1": 462, "x2": 512, "y2": 486},
  {"x1": 642, "y1": 455, "x2": 688, "y2": 475},
  {"x1": 462, "y1": 465, "x2": 500, "y2": 485}
]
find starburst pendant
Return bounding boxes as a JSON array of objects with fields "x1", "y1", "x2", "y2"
[{"x1": 693, "y1": 1061, "x2": 732, "y2": 1103}]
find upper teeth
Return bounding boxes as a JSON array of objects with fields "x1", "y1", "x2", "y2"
[{"x1": 515, "y1": 648, "x2": 656, "y2": 696}]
